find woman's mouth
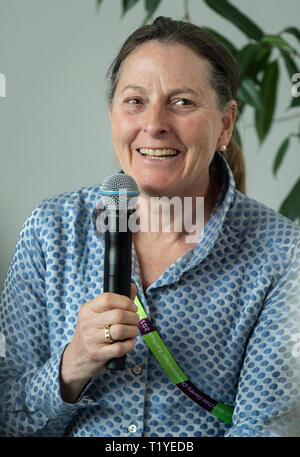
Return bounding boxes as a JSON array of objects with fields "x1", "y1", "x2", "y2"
[{"x1": 137, "y1": 148, "x2": 180, "y2": 159}]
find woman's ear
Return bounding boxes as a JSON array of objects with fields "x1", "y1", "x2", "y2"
[{"x1": 217, "y1": 100, "x2": 237, "y2": 149}]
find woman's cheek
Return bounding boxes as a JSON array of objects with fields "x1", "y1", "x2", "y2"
[
  {"x1": 115, "y1": 114, "x2": 140, "y2": 142},
  {"x1": 181, "y1": 116, "x2": 202, "y2": 137}
]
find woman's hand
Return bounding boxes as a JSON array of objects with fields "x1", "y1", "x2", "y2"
[{"x1": 60, "y1": 284, "x2": 139, "y2": 403}]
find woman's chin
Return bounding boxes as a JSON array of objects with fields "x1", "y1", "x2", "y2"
[
  {"x1": 137, "y1": 180, "x2": 180, "y2": 198},
  {"x1": 133, "y1": 168, "x2": 181, "y2": 197},
  {"x1": 138, "y1": 183, "x2": 168, "y2": 197}
]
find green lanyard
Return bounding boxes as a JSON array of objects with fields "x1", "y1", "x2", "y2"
[{"x1": 134, "y1": 295, "x2": 234, "y2": 426}]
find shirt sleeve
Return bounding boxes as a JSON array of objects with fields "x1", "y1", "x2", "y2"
[
  {"x1": 0, "y1": 205, "x2": 96, "y2": 437},
  {"x1": 225, "y1": 236, "x2": 300, "y2": 437}
]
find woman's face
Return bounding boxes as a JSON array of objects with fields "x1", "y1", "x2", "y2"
[{"x1": 109, "y1": 40, "x2": 236, "y2": 198}]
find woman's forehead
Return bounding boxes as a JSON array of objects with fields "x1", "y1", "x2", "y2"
[
  {"x1": 116, "y1": 40, "x2": 212, "y2": 92},
  {"x1": 122, "y1": 40, "x2": 210, "y2": 70}
]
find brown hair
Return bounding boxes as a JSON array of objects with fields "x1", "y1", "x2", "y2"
[
  {"x1": 107, "y1": 16, "x2": 246, "y2": 193},
  {"x1": 223, "y1": 137, "x2": 246, "y2": 194}
]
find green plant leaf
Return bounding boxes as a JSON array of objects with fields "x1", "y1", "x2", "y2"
[
  {"x1": 238, "y1": 78, "x2": 263, "y2": 110},
  {"x1": 142, "y1": 0, "x2": 161, "y2": 23},
  {"x1": 246, "y1": 45, "x2": 271, "y2": 79},
  {"x1": 96, "y1": 0, "x2": 103, "y2": 7},
  {"x1": 261, "y1": 34, "x2": 293, "y2": 49},
  {"x1": 122, "y1": 0, "x2": 142, "y2": 16},
  {"x1": 145, "y1": 0, "x2": 161, "y2": 14},
  {"x1": 272, "y1": 137, "x2": 290, "y2": 177},
  {"x1": 279, "y1": 178, "x2": 300, "y2": 222},
  {"x1": 280, "y1": 49, "x2": 298, "y2": 78},
  {"x1": 203, "y1": 0, "x2": 264, "y2": 41},
  {"x1": 255, "y1": 61, "x2": 279, "y2": 142},
  {"x1": 236, "y1": 43, "x2": 260, "y2": 78},
  {"x1": 202, "y1": 27, "x2": 238, "y2": 56},
  {"x1": 282, "y1": 27, "x2": 300, "y2": 43},
  {"x1": 290, "y1": 96, "x2": 300, "y2": 108}
]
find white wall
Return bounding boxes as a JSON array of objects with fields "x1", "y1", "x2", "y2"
[{"x1": 0, "y1": 0, "x2": 299, "y2": 291}]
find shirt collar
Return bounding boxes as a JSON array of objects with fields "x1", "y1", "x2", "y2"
[
  {"x1": 174, "y1": 151, "x2": 236, "y2": 277},
  {"x1": 134, "y1": 151, "x2": 236, "y2": 291}
]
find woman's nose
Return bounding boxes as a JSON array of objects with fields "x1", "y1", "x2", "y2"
[{"x1": 143, "y1": 103, "x2": 170, "y2": 137}]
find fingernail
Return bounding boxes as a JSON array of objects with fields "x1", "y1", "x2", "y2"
[{"x1": 132, "y1": 302, "x2": 138, "y2": 311}]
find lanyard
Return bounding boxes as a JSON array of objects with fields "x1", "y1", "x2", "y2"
[{"x1": 134, "y1": 295, "x2": 234, "y2": 426}]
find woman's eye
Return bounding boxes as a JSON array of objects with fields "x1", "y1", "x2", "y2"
[
  {"x1": 126, "y1": 98, "x2": 142, "y2": 105},
  {"x1": 174, "y1": 98, "x2": 193, "y2": 106}
]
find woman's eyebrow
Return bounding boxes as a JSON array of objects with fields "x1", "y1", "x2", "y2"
[
  {"x1": 121, "y1": 85, "x2": 201, "y2": 97},
  {"x1": 121, "y1": 85, "x2": 147, "y2": 94},
  {"x1": 168, "y1": 87, "x2": 201, "y2": 98}
]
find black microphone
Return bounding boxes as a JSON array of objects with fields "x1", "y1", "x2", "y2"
[{"x1": 99, "y1": 173, "x2": 139, "y2": 370}]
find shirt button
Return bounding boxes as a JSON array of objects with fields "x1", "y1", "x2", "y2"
[
  {"x1": 128, "y1": 424, "x2": 137, "y2": 434},
  {"x1": 131, "y1": 365, "x2": 142, "y2": 375}
]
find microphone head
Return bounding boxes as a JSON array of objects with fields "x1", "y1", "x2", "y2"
[{"x1": 100, "y1": 173, "x2": 139, "y2": 210}]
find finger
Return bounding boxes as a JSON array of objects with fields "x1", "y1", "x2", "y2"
[
  {"x1": 96, "y1": 308, "x2": 140, "y2": 329},
  {"x1": 105, "y1": 323, "x2": 139, "y2": 343},
  {"x1": 100, "y1": 338, "x2": 137, "y2": 362},
  {"x1": 88, "y1": 292, "x2": 138, "y2": 314},
  {"x1": 131, "y1": 283, "x2": 137, "y2": 301}
]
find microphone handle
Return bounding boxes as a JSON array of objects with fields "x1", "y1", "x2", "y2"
[{"x1": 104, "y1": 211, "x2": 132, "y2": 370}]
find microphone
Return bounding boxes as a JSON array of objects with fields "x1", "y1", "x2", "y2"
[{"x1": 99, "y1": 173, "x2": 139, "y2": 370}]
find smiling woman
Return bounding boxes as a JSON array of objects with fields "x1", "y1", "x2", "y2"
[
  {"x1": 107, "y1": 16, "x2": 245, "y2": 195},
  {"x1": 107, "y1": 18, "x2": 241, "y2": 291},
  {"x1": 109, "y1": 41, "x2": 235, "y2": 203},
  {"x1": 0, "y1": 16, "x2": 300, "y2": 438}
]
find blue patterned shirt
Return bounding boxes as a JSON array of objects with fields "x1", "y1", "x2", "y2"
[{"x1": 1, "y1": 154, "x2": 300, "y2": 437}]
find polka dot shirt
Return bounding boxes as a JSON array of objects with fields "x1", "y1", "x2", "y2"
[{"x1": 0, "y1": 154, "x2": 300, "y2": 437}]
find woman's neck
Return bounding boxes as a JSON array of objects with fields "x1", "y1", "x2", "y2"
[{"x1": 132, "y1": 177, "x2": 221, "y2": 246}]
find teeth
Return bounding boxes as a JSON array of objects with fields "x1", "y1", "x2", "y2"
[{"x1": 139, "y1": 148, "x2": 179, "y2": 157}]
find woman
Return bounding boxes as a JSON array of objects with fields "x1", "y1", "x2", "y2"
[{"x1": 0, "y1": 17, "x2": 299, "y2": 437}]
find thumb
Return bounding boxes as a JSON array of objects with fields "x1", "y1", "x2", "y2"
[{"x1": 131, "y1": 282, "x2": 137, "y2": 301}]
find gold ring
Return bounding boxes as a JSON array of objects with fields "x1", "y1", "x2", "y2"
[{"x1": 104, "y1": 324, "x2": 114, "y2": 343}]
